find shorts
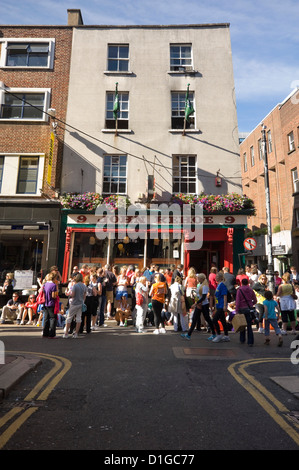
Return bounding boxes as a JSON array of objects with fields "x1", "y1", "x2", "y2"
[
  {"x1": 115, "y1": 290, "x2": 128, "y2": 300},
  {"x1": 67, "y1": 303, "x2": 83, "y2": 323},
  {"x1": 106, "y1": 291, "x2": 114, "y2": 304},
  {"x1": 281, "y1": 310, "x2": 296, "y2": 323}
]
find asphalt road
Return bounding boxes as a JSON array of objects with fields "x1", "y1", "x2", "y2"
[{"x1": 1, "y1": 321, "x2": 299, "y2": 453}]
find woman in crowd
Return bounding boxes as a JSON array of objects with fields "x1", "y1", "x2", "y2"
[
  {"x1": 149, "y1": 273, "x2": 168, "y2": 334},
  {"x1": 277, "y1": 272, "x2": 297, "y2": 335},
  {"x1": 20, "y1": 294, "x2": 38, "y2": 325},
  {"x1": 169, "y1": 275, "x2": 188, "y2": 332},
  {"x1": 235, "y1": 278, "x2": 257, "y2": 346},
  {"x1": 252, "y1": 274, "x2": 268, "y2": 332},
  {"x1": 42, "y1": 272, "x2": 58, "y2": 338}
]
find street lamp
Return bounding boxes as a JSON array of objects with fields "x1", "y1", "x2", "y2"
[{"x1": 261, "y1": 124, "x2": 274, "y2": 293}]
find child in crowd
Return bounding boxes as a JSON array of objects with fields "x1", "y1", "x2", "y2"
[{"x1": 263, "y1": 290, "x2": 283, "y2": 346}]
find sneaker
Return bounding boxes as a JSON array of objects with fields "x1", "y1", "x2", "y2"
[
  {"x1": 207, "y1": 334, "x2": 216, "y2": 341},
  {"x1": 119, "y1": 322, "x2": 124, "y2": 327},
  {"x1": 222, "y1": 335, "x2": 230, "y2": 342},
  {"x1": 181, "y1": 333, "x2": 191, "y2": 340},
  {"x1": 72, "y1": 333, "x2": 78, "y2": 338},
  {"x1": 212, "y1": 335, "x2": 223, "y2": 343},
  {"x1": 153, "y1": 329, "x2": 160, "y2": 334},
  {"x1": 62, "y1": 333, "x2": 69, "y2": 339},
  {"x1": 159, "y1": 328, "x2": 166, "y2": 334},
  {"x1": 281, "y1": 329, "x2": 287, "y2": 335},
  {"x1": 258, "y1": 327, "x2": 264, "y2": 333}
]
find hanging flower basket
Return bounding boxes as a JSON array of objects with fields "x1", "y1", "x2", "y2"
[
  {"x1": 60, "y1": 192, "x2": 131, "y2": 211},
  {"x1": 171, "y1": 192, "x2": 255, "y2": 214}
]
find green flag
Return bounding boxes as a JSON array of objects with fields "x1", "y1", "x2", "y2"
[
  {"x1": 185, "y1": 83, "x2": 194, "y2": 122},
  {"x1": 113, "y1": 82, "x2": 120, "y2": 120}
]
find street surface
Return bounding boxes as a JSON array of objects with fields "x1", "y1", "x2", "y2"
[{"x1": 1, "y1": 321, "x2": 299, "y2": 454}]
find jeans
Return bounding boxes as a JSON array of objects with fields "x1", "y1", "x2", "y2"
[
  {"x1": 97, "y1": 296, "x2": 106, "y2": 325},
  {"x1": 213, "y1": 308, "x2": 228, "y2": 335},
  {"x1": 239, "y1": 308, "x2": 254, "y2": 345},
  {"x1": 152, "y1": 299, "x2": 164, "y2": 328},
  {"x1": 43, "y1": 306, "x2": 57, "y2": 337}
]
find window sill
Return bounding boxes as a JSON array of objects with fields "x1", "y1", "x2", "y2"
[
  {"x1": 103, "y1": 71, "x2": 134, "y2": 75},
  {"x1": 0, "y1": 118, "x2": 48, "y2": 123},
  {"x1": 0, "y1": 66, "x2": 51, "y2": 70},
  {"x1": 101, "y1": 129, "x2": 133, "y2": 134},
  {"x1": 167, "y1": 69, "x2": 197, "y2": 75},
  {"x1": 168, "y1": 129, "x2": 200, "y2": 134},
  {"x1": 288, "y1": 148, "x2": 296, "y2": 155}
]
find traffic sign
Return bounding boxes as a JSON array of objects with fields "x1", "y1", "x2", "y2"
[{"x1": 243, "y1": 237, "x2": 257, "y2": 251}]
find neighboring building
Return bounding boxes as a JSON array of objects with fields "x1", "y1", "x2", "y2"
[
  {"x1": 240, "y1": 88, "x2": 299, "y2": 272},
  {"x1": 0, "y1": 10, "x2": 82, "y2": 286},
  {"x1": 60, "y1": 17, "x2": 251, "y2": 280}
]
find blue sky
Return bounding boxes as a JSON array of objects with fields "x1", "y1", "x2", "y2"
[{"x1": 1, "y1": 0, "x2": 299, "y2": 133}]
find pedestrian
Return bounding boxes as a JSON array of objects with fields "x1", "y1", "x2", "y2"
[
  {"x1": 20, "y1": 294, "x2": 38, "y2": 325},
  {"x1": 0, "y1": 292, "x2": 24, "y2": 324},
  {"x1": 115, "y1": 266, "x2": 129, "y2": 309},
  {"x1": 252, "y1": 274, "x2": 268, "y2": 332},
  {"x1": 208, "y1": 266, "x2": 217, "y2": 311},
  {"x1": 90, "y1": 273, "x2": 101, "y2": 330},
  {"x1": 235, "y1": 278, "x2": 257, "y2": 346},
  {"x1": 169, "y1": 275, "x2": 188, "y2": 332},
  {"x1": 103, "y1": 264, "x2": 117, "y2": 320},
  {"x1": 184, "y1": 267, "x2": 197, "y2": 309},
  {"x1": 182, "y1": 273, "x2": 216, "y2": 340},
  {"x1": 63, "y1": 273, "x2": 87, "y2": 338},
  {"x1": 42, "y1": 272, "x2": 58, "y2": 338},
  {"x1": 223, "y1": 266, "x2": 236, "y2": 301},
  {"x1": 134, "y1": 276, "x2": 149, "y2": 333},
  {"x1": 263, "y1": 290, "x2": 283, "y2": 346},
  {"x1": 96, "y1": 268, "x2": 106, "y2": 327},
  {"x1": 115, "y1": 295, "x2": 131, "y2": 327},
  {"x1": 212, "y1": 271, "x2": 230, "y2": 342},
  {"x1": 277, "y1": 272, "x2": 297, "y2": 335},
  {"x1": 149, "y1": 273, "x2": 168, "y2": 334}
]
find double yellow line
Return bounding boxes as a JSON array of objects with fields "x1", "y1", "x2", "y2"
[
  {"x1": 0, "y1": 352, "x2": 71, "y2": 450},
  {"x1": 228, "y1": 358, "x2": 299, "y2": 447}
]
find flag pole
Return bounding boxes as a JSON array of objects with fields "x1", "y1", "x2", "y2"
[
  {"x1": 114, "y1": 82, "x2": 119, "y2": 136},
  {"x1": 182, "y1": 83, "x2": 190, "y2": 136}
]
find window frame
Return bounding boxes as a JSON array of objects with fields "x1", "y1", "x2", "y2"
[
  {"x1": 0, "y1": 87, "x2": 51, "y2": 122},
  {"x1": 291, "y1": 167, "x2": 299, "y2": 193},
  {"x1": 172, "y1": 155, "x2": 197, "y2": 194},
  {"x1": 107, "y1": 44, "x2": 129, "y2": 73},
  {"x1": 267, "y1": 130, "x2": 272, "y2": 153},
  {"x1": 288, "y1": 131, "x2": 295, "y2": 152},
  {"x1": 16, "y1": 156, "x2": 40, "y2": 195},
  {"x1": 170, "y1": 44, "x2": 193, "y2": 72},
  {"x1": 105, "y1": 91, "x2": 129, "y2": 130},
  {"x1": 102, "y1": 155, "x2": 127, "y2": 195},
  {"x1": 171, "y1": 91, "x2": 195, "y2": 130},
  {"x1": 250, "y1": 146, "x2": 255, "y2": 167},
  {"x1": 0, "y1": 38, "x2": 55, "y2": 69},
  {"x1": 243, "y1": 152, "x2": 248, "y2": 172}
]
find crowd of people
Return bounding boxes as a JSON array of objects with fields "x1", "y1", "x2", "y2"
[{"x1": 1, "y1": 262, "x2": 299, "y2": 346}]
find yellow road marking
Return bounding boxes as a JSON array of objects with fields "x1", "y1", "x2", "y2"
[
  {"x1": 0, "y1": 352, "x2": 72, "y2": 450},
  {"x1": 228, "y1": 358, "x2": 299, "y2": 447}
]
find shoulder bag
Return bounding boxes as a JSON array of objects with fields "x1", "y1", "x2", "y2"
[{"x1": 239, "y1": 288, "x2": 256, "y2": 321}]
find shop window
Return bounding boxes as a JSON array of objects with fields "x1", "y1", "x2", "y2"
[
  {"x1": 16, "y1": 157, "x2": 39, "y2": 194},
  {"x1": 147, "y1": 235, "x2": 182, "y2": 268},
  {"x1": 172, "y1": 155, "x2": 196, "y2": 193},
  {"x1": 171, "y1": 91, "x2": 195, "y2": 129},
  {"x1": 72, "y1": 232, "x2": 109, "y2": 269},
  {"x1": 103, "y1": 155, "x2": 127, "y2": 194}
]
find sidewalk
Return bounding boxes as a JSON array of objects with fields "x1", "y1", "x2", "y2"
[{"x1": 0, "y1": 354, "x2": 41, "y2": 401}]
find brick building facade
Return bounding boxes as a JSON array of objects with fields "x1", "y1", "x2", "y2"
[
  {"x1": 240, "y1": 88, "x2": 299, "y2": 272},
  {"x1": 0, "y1": 10, "x2": 82, "y2": 286}
]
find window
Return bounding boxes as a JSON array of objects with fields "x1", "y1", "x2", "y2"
[
  {"x1": 103, "y1": 155, "x2": 127, "y2": 194},
  {"x1": 267, "y1": 130, "x2": 272, "y2": 153},
  {"x1": 173, "y1": 155, "x2": 196, "y2": 193},
  {"x1": 0, "y1": 88, "x2": 50, "y2": 121},
  {"x1": 107, "y1": 45, "x2": 129, "y2": 72},
  {"x1": 243, "y1": 153, "x2": 247, "y2": 172},
  {"x1": 0, "y1": 156, "x2": 4, "y2": 192},
  {"x1": 170, "y1": 44, "x2": 192, "y2": 71},
  {"x1": 295, "y1": 208, "x2": 299, "y2": 228},
  {"x1": 288, "y1": 131, "x2": 295, "y2": 152},
  {"x1": 17, "y1": 157, "x2": 39, "y2": 194},
  {"x1": 0, "y1": 38, "x2": 55, "y2": 68},
  {"x1": 292, "y1": 168, "x2": 299, "y2": 193},
  {"x1": 250, "y1": 146, "x2": 255, "y2": 166},
  {"x1": 258, "y1": 139, "x2": 263, "y2": 160},
  {"x1": 106, "y1": 92, "x2": 129, "y2": 129},
  {"x1": 171, "y1": 92, "x2": 195, "y2": 129}
]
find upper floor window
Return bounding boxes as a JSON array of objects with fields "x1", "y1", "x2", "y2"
[
  {"x1": 106, "y1": 91, "x2": 129, "y2": 129},
  {"x1": 267, "y1": 130, "x2": 272, "y2": 153},
  {"x1": 107, "y1": 45, "x2": 129, "y2": 72},
  {"x1": 0, "y1": 38, "x2": 55, "y2": 68},
  {"x1": 243, "y1": 153, "x2": 247, "y2": 172},
  {"x1": 170, "y1": 44, "x2": 192, "y2": 72},
  {"x1": 171, "y1": 91, "x2": 195, "y2": 129},
  {"x1": 0, "y1": 156, "x2": 4, "y2": 192},
  {"x1": 250, "y1": 146, "x2": 255, "y2": 166},
  {"x1": 258, "y1": 139, "x2": 263, "y2": 160},
  {"x1": 103, "y1": 155, "x2": 127, "y2": 194},
  {"x1": 172, "y1": 155, "x2": 196, "y2": 193},
  {"x1": 288, "y1": 131, "x2": 295, "y2": 152},
  {"x1": 17, "y1": 157, "x2": 39, "y2": 194},
  {"x1": 292, "y1": 168, "x2": 299, "y2": 193},
  {"x1": 0, "y1": 88, "x2": 51, "y2": 122}
]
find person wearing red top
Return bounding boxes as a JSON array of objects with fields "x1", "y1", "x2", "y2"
[
  {"x1": 209, "y1": 267, "x2": 218, "y2": 310},
  {"x1": 20, "y1": 295, "x2": 38, "y2": 325},
  {"x1": 236, "y1": 268, "x2": 249, "y2": 287}
]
